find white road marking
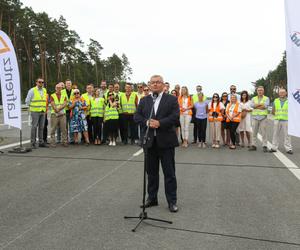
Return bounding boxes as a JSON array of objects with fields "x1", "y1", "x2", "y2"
[
  {"x1": 258, "y1": 134, "x2": 300, "y2": 181},
  {"x1": 0, "y1": 140, "x2": 31, "y2": 150},
  {"x1": 133, "y1": 148, "x2": 143, "y2": 156},
  {"x1": 0, "y1": 148, "x2": 142, "y2": 249}
]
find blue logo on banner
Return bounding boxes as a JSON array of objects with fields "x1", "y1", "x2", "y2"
[
  {"x1": 293, "y1": 89, "x2": 300, "y2": 104},
  {"x1": 291, "y1": 32, "x2": 300, "y2": 47}
]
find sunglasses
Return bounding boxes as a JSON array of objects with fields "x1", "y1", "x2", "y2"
[
  {"x1": 213, "y1": 96, "x2": 218, "y2": 98},
  {"x1": 222, "y1": 95, "x2": 228, "y2": 97},
  {"x1": 138, "y1": 86, "x2": 143, "y2": 88},
  {"x1": 37, "y1": 81, "x2": 44, "y2": 83},
  {"x1": 230, "y1": 88, "x2": 236, "y2": 91},
  {"x1": 74, "y1": 92, "x2": 80, "y2": 95},
  {"x1": 144, "y1": 89, "x2": 149, "y2": 91}
]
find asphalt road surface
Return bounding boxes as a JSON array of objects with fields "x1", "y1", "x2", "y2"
[{"x1": 0, "y1": 112, "x2": 299, "y2": 250}]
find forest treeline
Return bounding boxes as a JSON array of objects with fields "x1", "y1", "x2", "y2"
[{"x1": 0, "y1": 0, "x2": 132, "y2": 99}]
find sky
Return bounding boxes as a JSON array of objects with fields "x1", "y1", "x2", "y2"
[{"x1": 22, "y1": 0, "x2": 286, "y2": 96}]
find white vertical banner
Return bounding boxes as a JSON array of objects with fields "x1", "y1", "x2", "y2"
[
  {"x1": 285, "y1": 0, "x2": 300, "y2": 138},
  {"x1": 0, "y1": 30, "x2": 22, "y2": 129}
]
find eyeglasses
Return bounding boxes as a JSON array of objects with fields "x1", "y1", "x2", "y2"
[{"x1": 150, "y1": 81, "x2": 163, "y2": 84}]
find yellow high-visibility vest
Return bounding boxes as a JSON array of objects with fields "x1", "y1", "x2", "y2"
[
  {"x1": 252, "y1": 96, "x2": 268, "y2": 116},
  {"x1": 90, "y1": 98, "x2": 105, "y2": 117},
  {"x1": 104, "y1": 106, "x2": 119, "y2": 121},
  {"x1": 50, "y1": 93, "x2": 66, "y2": 114},
  {"x1": 29, "y1": 87, "x2": 47, "y2": 112},
  {"x1": 192, "y1": 93, "x2": 207, "y2": 103},
  {"x1": 82, "y1": 93, "x2": 92, "y2": 115},
  {"x1": 274, "y1": 98, "x2": 288, "y2": 121},
  {"x1": 61, "y1": 89, "x2": 74, "y2": 110},
  {"x1": 120, "y1": 93, "x2": 137, "y2": 114}
]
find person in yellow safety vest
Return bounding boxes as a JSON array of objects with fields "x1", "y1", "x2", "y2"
[
  {"x1": 50, "y1": 83, "x2": 68, "y2": 147},
  {"x1": 104, "y1": 93, "x2": 119, "y2": 146},
  {"x1": 104, "y1": 83, "x2": 115, "y2": 102},
  {"x1": 208, "y1": 93, "x2": 225, "y2": 148},
  {"x1": 249, "y1": 86, "x2": 270, "y2": 152},
  {"x1": 25, "y1": 77, "x2": 48, "y2": 148},
  {"x1": 90, "y1": 88, "x2": 105, "y2": 145},
  {"x1": 100, "y1": 80, "x2": 108, "y2": 98},
  {"x1": 82, "y1": 83, "x2": 94, "y2": 142},
  {"x1": 225, "y1": 95, "x2": 242, "y2": 149},
  {"x1": 113, "y1": 82, "x2": 125, "y2": 112},
  {"x1": 61, "y1": 79, "x2": 74, "y2": 143},
  {"x1": 120, "y1": 83, "x2": 138, "y2": 145},
  {"x1": 192, "y1": 85, "x2": 207, "y2": 144},
  {"x1": 269, "y1": 88, "x2": 293, "y2": 154}
]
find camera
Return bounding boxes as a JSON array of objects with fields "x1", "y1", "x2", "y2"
[{"x1": 212, "y1": 111, "x2": 219, "y2": 118}]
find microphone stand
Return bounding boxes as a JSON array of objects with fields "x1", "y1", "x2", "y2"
[{"x1": 124, "y1": 93, "x2": 172, "y2": 232}]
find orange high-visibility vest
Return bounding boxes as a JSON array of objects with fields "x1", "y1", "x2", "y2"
[
  {"x1": 226, "y1": 103, "x2": 241, "y2": 123},
  {"x1": 208, "y1": 102, "x2": 223, "y2": 122},
  {"x1": 178, "y1": 95, "x2": 193, "y2": 115}
]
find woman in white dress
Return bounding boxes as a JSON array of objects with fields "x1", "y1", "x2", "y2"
[
  {"x1": 238, "y1": 90, "x2": 252, "y2": 147},
  {"x1": 178, "y1": 86, "x2": 193, "y2": 147}
]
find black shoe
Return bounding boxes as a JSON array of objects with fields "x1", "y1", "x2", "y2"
[
  {"x1": 263, "y1": 146, "x2": 268, "y2": 152},
  {"x1": 269, "y1": 148, "x2": 277, "y2": 153},
  {"x1": 31, "y1": 143, "x2": 38, "y2": 149},
  {"x1": 287, "y1": 150, "x2": 293, "y2": 155},
  {"x1": 168, "y1": 203, "x2": 178, "y2": 213},
  {"x1": 140, "y1": 199, "x2": 158, "y2": 208},
  {"x1": 39, "y1": 143, "x2": 48, "y2": 148},
  {"x1": 248, "y1": 146, "x2": 257, "y2": 151}
]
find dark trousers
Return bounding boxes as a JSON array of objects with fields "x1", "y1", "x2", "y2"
[
  {"x1": 121, "y1": 114, "x2": 137, "y2": 143},
  {"x1": 107, "y1": 119, "x2": 119, "y2": 139},
  {"x1": 192, "y1": 109, "x2": 197, "y2": 142},
  {"x1": 228, "y1": 122, "x2": 240, "y2": 145},
  {"x1": 193, "y1": 124, "x2": 198, "y2": 142},
  {"x1": 43, "y1": 116, "x2": 48, "y2": 143},
  {"x1": 146, "y1": 140, "x2": 177, "y2": 204},
  {"x1": 196, "y1": 118, "x2": 207, "y2": 143},
  {"x1": 86, "y1": 115, "x2": 93, "y2": 142},
  {"x1": 91, "y1": 117, "x2": 103, "y2": 140},
  {"x1": 102, "y1": 123, "x2": 108, "y2": 142}
]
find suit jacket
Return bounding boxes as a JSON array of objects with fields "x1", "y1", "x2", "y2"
[{"x1": 134, "y1": 93, "x2": 180, "y2": 149}]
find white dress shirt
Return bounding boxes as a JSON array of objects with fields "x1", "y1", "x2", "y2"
[{"x1": 153, "y1": 91, "x2": 163, "y2": 115}]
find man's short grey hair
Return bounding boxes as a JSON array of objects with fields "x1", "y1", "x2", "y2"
[{"x1": 150, "y1": 75, "x2": 164, "y2": 83}]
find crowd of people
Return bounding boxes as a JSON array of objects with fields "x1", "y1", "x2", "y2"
[{"x1": 25, "y1": 78, "x2": 293, "y2": 154}]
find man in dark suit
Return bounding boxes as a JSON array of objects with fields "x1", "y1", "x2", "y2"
[{"x1": 134, "y1": 75, "x2": 180, "y2": 213}]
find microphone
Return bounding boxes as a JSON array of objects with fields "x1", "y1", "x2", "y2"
[{"x1": 152, "y1": 92, "x2": 158, "y2": 103}]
